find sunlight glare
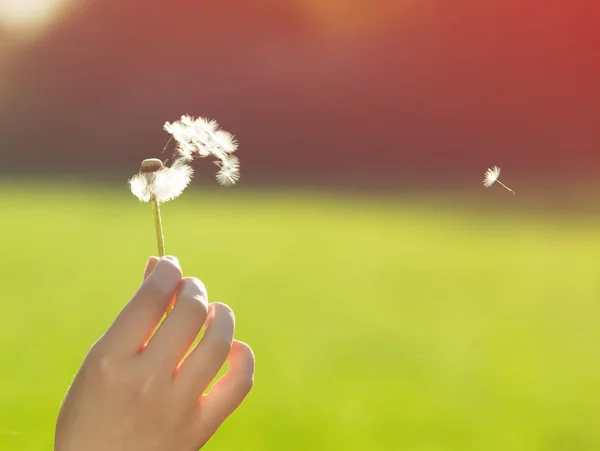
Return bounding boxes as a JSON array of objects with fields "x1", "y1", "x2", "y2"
[{"x1": 0, "y1": 0, "x2": 72, "y2": 34}]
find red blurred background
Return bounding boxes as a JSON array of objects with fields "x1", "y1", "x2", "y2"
[{"x1": 0, "y1": 0, "x2": 598, "y2": 186}]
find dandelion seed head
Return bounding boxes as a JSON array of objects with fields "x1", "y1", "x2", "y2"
[
  {"x1": 176, "y1": 142, "x2": 197, "y2": 160},
  {"x1": 180, "y1": 114, "x2": 195, "y2": 127},
  {"x1": 164, "y1": 116, "x2": 219, "y2": 156},
  {"x1": 222, "y1": 154, "x2": 240, "y2": 170},
  {"x1": 190, "y1": 142, "x2": 214, "y2": 158},
  {"x1": 216, "y1": 166, "x2": 240, "y2": 187},
  {"x1": 194, "y1": 117, "x2": 219, "y2": 135},
  {"x1": 483, "y1": 166, "x2": 501, "y2": 187},
  {"x1": 153, "y1": 158, "x2": 194, "y2": 202},
  {"x1": 215, "y1": 154, "x2": 240, "y2": 171},
  {"x1": 130, "y1": 173, "x2": 152, "y2": 202},
  {"x1": 130, "y1": 157, "x2": 194, "y2": 203},
  {"x1": 163, "y1": 114, "x2": 242, "y2": 185},
  {"x1": 165, "y1": 115, "x2": 237, "y2": 158},
  {"x1": 211, "y1": 130, "x2": 238, "y2": 154}
]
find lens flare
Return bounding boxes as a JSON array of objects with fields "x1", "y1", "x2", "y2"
[{"x1": 0, "y1": 0, "x2": 72, "y2": 35}]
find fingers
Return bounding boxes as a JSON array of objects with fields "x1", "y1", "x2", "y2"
[
  {"x1": 142, "y1": 277, "x2": 209, "y2": 370},
  {"x1": 143, "y1": 256, "x2": 159, "y2": 280},
  {"x1": 176, "y1": 303, "x2": 235, "y2": 396},
  {"x1": 194, "y1": 340, "x2": 255, "y2": 435},
  {"x1": 104, "y1": 256, "x2": 183, "y2": 355}
]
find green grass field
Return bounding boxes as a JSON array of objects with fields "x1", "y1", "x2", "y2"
[{"x1": 0, "y1": 180, "x2": 599, "y2": 451}]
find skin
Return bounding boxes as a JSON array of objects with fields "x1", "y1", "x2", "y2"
[{"x1": 54, "y1": 256, "x2": 255, "y2": 451}]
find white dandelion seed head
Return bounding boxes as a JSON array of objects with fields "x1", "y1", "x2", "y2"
[
  {"x1": 194, "y1": 141, "x2": 215, "y2": 158},
  {"x1": 130, "y1": 173, "x2": 152, "y2": 202},
  {"x1": 164, "y1": 121, "x2": 196, "y2": 145},
  {"x1": 165, "y1": 116, "x2": 212, "y2": 149},
  {"x1": 164, "y1": 114, "x2": 239, "y2": 159},
  {"x1": 211, "y1": 130, "x2": 238, "y2": 154},
  {"x1": 129, "y1": 157, "x2": 194, "y2": 203},
  {"x1": 193, "y1": 117, "x2": 219, "y2": 135},
  {"x1": 216, "y1": 166, "x2": 240, "y2": 187},
  {"x1": 221, "y1": 154, "x2": 240, "y2": 170},
  {"x1": 162, "y1": 114, "x2": 242, "y2": 187},
  {"x1": 180, "y1": 114, "x2": 195, "y2": 127},
  {"x1": 483, "y1": 166, "x2": 501, "y2": 187},
  {"x1": 176, "y1": 142, "x2": 199, "y2": 160},
  {"x1": 213, "y1": 155, "x2": 240, "y2": 172},
  {"x1": 152, "y1": 157, "x2": 194, "y2": 202}
]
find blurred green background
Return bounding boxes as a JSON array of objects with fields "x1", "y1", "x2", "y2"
[{"x1": 1, "y1": 180, "x2": 599, "y2": 451}]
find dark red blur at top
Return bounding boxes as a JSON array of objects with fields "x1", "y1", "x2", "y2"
[{"x1": 0, "y1": 0, "x2": 598, "y2": 184}]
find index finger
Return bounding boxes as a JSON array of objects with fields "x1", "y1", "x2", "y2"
[
  {"x1": 143, "y1": 256, "x2": 159, "y2": 280},
  {"x1": 104, "y1": 256, "x2": 183, "y2": 355}
]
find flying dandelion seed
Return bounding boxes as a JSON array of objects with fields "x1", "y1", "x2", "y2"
[
  {"x1": 163, "y1": 115, "x2": 241, "y2": 185},
  {"x1": 482, "y1": 166, "x2": 515, "y2": 194},
  {"x1": 129, "y1": 115, "x2": 241, "y2": 257}
]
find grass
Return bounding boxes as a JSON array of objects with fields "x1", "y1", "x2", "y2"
[{"x1": 0, "y1": 179, "x2": 599, "y2": 451}]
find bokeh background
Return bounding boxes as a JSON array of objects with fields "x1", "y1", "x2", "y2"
[{"x1": 1, "y1": 1, "x2": 599, "y2": 450}]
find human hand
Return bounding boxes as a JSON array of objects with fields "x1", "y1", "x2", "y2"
[{"x1": 55, "y1": 256, "x2": 255, "y2": 451}]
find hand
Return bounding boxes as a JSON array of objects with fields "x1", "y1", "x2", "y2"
[{"x1": 55, "y1": 256, "x2": 255, "y2": 451}]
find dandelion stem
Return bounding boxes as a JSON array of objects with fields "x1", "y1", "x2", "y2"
[
  {"x1": 151, "y1": 198, "x2": 173, "y2": 317},
  {"x1": 152, "y1": 197, "x2": 166, "y2": 256},
  {"x1": 497, "y1": 180, "x2": 516, "y2": 195}
]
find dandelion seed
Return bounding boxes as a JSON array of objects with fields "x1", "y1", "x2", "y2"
[
  {"x1": 219, "y1": 154, "x2": 240, "y2": 170},
  {"x1": 211, "y1": 130, "x2": 239, "y2": 154},
  {"x1": 176, "y1": 142, "x2": 199, "y2": 161},
  {"x1": 216, "y1": 166, "x2": 241, "y2": 187},
  {"x1": 483, "y1": 166, "x2": 515, "y2": 194},
  {"x1": 164, "y1": 115, "x2": 241, "y2": 176},
  {"x1": 214, "y1": 155, "x2": 241, "y2": 186}
]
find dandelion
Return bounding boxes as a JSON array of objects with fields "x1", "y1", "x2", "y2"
[
  {"x1": 130, "y1": 114, "x2": 241, "y2": 257},
  {"x1": 482, "y1": 166, "x2": 515, "y2": 194},
  {"x1": 214, "y1": 155, "x2": 241, "y2": 187},
  {"x1": 129, "y1": 157, "x2": 193, "y2": 257},
  {"x1": 130, "y1": 157, "x2": 194, "y2": 203},
  {"x1": 164, "y1": 115, "x2": 241, "y2": 186}
]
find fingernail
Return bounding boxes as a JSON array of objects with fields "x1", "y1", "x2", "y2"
[
  {"x1": 152, "y1": 257, "x2": 183, "y2": 283},
  {"x1": 163, "y1": 255, "x2": 180, "y2": 266},
  {"x1": 143, "y1": 256, "x2": 158, "y2": 274},
  {"x1": 182, "y1": 277, "x2": 208, "y2": 301}
]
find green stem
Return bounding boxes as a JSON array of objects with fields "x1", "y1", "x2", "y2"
[
  {"x1": 152, "y1": 197, "x2": 174, "y2": 317},
  {"x1": 152, "y1": 198, "x2": 165, "y2": 257}
]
